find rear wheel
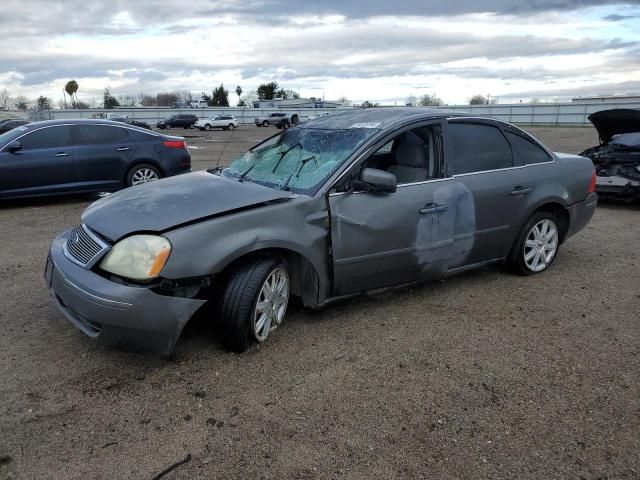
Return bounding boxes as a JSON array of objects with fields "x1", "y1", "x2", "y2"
[
  {"x1": 509, "y1": 211, "x2": 559, "y2": 275},
  {"x1": 219, "y1": 257, "x2": 290, "y2": 352},
  {"x1": 228, "y1": 123, "x2": 235, "y2": 130},
  {"x1": 281, "y1": 120, "x2": 290, "y2": 130},
  {"x1": 126, "y1": 163, "x2": 162, "y2": 187}
]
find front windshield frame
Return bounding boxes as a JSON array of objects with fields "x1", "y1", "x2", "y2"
[{"x1": 219, "y1": 126, "x2": 380, "y2": 196}]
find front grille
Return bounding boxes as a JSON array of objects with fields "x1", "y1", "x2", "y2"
[{"x1": 63, "y1": 224, "x2": 110, "y2": 267}]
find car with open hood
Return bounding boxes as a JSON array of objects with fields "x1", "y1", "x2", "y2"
[
  {"x1": 46, "y1": 108, "x2": 597, "y2": 355},
  {"x1": 579, "y1": 108, "x2": 640, "y2": 200}
]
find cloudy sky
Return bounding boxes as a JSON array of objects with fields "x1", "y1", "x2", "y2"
[{"x1": 1, "y1": 0, "x2": 639, "y2": 105}]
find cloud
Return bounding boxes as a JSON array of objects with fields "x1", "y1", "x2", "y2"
[
  {"x1": 0, "y1": 0, "x2": 639, "y2": 103},
  {"x1": 603, "y1": 13, "x2": 640, "y2": 20}
]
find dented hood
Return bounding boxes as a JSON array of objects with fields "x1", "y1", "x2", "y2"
[
  {"x1": 82, "y1": 171, "x2": 291, "y2": 241},
  {"x1": 588, "y1": 108, "x2": 640, "y2": 144}
]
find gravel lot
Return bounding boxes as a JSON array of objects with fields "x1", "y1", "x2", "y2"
[{"x1": 1, "y1": 125, "x2": 638, "y2": 480}]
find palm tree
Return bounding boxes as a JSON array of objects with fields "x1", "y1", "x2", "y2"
[
  {"x1": 65, "y1": 80, "x2": 79, "y2": 108},
  {"x1": 235, "y1": 85, "x2": 242, "y2": 106}
]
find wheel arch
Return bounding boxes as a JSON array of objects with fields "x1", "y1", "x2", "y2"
[
  {"x1": 215, "y1": 246, "x2": 326, "y2": 308},
  {"x1": 529, "y1": 201, "x2": 570, "y2": 243}
]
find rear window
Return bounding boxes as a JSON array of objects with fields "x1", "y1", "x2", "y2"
[
  {"x1": 448, "y1": 123, "x2": 513, "y2": 175},
  {"x1": 505, "y1": 131, "x2": 551, "y2": 165},
  {"x1": 76, "y1": 125, "x2": 128, "y2": 144},
  {"x1": 20, "y1": 126, "x2": 73, "y2": 150}
]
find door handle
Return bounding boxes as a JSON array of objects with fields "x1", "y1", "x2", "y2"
[
  {"x1": 117, "y1": 146, "x2": 131, "y2": 151},
  {"x1": 420, "y1": 203, "x2": 448, "y2": 214},
  {"x1": 53, "y1": 152, "x2": 69, "y2": 157},
  {"x1": 510, "y1": 186, "x2": 532, "y2": 196}
]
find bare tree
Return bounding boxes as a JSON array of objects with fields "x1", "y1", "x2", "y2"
[
  {"x1": 405, "y1": 94, "x2": 417, "y2": 106},
  {"x1": 469, "y1": 94, "x2": 487, "y2": 105},
  {"x1": 15, "y1": 96, "x2": 29, "y2": 111},
  {"x1": 418, "y1": 94, "x2": 443, "y2": 106}
]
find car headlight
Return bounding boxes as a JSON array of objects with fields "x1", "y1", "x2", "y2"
[{"x1": 100, "y1": 235, "x2": 171, "y2": 281}]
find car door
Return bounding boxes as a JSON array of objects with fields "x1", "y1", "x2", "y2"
[
  {"x1": 329, "y1": 121, "x2": 459, "y2": 295},
  {"x1": 445, "y1": 120, "x2": 522, "y2": 267},
  {"x1": 0, "y1": 125, "x2": 75, "y2": 197},
  {"x1": 211, "y1": 116, "x2": 224, "y2": 128},
  {"x1": 72, "y1": 124, "x2": 136, "y2": 190}
]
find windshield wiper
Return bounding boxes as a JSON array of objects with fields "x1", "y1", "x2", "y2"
[
  {"x1": 281, "y1": 156, "x2": 317, "y2": 191},
  {"x1": 237, "y1": 143, "x2": 302, "y2": 183},
  {"x1": 271, "y1": 142, "x2": 302, "y2": 173}
]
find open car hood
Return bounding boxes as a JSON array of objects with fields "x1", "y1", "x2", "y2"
[
  {"x1": 82, "y1": 171, "x2": 291, "y2": 241},
  {"x1": 588, "y1": 108, "x2": 640, "y2": 144}
]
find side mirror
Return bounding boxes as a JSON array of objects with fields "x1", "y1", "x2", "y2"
[
  {"x1": 7, "y1": 141, "x2": 22, "y2": 153},
  {"x1": 356, "y1": 168, "x2": 397, "y2": 193}
]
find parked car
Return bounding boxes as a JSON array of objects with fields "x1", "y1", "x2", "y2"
[
  {"x1": 46, "y1": 109, "x2": 597, "y2": 355},
  {"x1": 195, "y1": 115, "x2": 239, "y2": 131},
  {"x1": 110, "y1": 116, "x2": 152, "y2": 130},
  {"x1": 156, "y1": 114, "x2": 198, "y2": 130},
  {"x1": 0, "y1": 119, "x2": 29, "y2": 134},
  {"x1": 0, "y1": 119, "x2": 191, "y2": 199},
  {"x1": 579, "y1": 108, "x2": 640, "y2": 200},
  {"x1": 254, "y1": 112, "x2": 299, "y2": 129}
]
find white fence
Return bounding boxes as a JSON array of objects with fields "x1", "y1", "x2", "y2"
[{"x1": 33, "y1": 101, "x2": 640, "y2": 126}]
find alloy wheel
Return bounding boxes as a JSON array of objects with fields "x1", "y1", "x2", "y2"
[
  {"x1": 523, "y1": 219, "x2": 558, "y2": 272},
  {"x1": 131, "y1": 168, "x2": 159, "y2": 186},
  {"x1": 252, "y1": 267, "x2": 289, "y2": 342}
]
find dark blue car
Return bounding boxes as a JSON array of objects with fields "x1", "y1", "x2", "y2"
[{"x1": 0, "y1": 119, "x2": 191, "y2": 199}]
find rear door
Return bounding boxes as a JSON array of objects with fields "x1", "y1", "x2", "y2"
[
  {"x1": 0, "y1": 125, "x2": 75, "y2": 197},
  {"x1": 73, "y1": 124, "x2": 136, "y2": 190},
  {"x1": 445, "y1": 120, "x2": 521, "y2": 266}
]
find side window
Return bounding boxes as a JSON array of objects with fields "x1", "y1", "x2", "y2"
[
  {"x1": 448, "y1": 123, "x2": 512, "y2": 175},
  {"x1": 362, "y1": 126, "x2": 437, "y2": 185},
  {"x1": 76, "y1": 125, "x2": 128, "y2": 145},
  {"x1": 505, "y1": 131, "x2": 552, "y2": 165},
  {"x1": 20, "y1": 126, "x2": 73, "y2": 150}
]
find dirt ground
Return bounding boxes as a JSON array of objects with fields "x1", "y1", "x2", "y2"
[{"x1": 1, "y1": 125, "x2": 639, "y2": 480}]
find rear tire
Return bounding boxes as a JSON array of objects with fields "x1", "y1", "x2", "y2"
[
  {"x1": 219, "y1": 257, "x2": 290, "y2": 352},
  {"x1": 126, "y1": 163, "x2": 162, "y2": 187},
  {"x1": 508, "y1": 211, "x2": 560, "y2": 275},
  {"x1": 228, "y1": 123, "x2": 235, "y2": 130}
]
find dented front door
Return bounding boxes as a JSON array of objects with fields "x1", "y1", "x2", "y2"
[{"x1": 329, "y1": 179, "x2": 458, "y2": 295}]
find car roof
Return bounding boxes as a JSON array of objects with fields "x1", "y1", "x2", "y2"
[{"x1": 300, "y1": 107, "x2": 467, "y2": 130}]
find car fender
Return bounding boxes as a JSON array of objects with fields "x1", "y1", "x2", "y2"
[{"x1": 160, "y1": 196, "x2": 332, "y2": 303}]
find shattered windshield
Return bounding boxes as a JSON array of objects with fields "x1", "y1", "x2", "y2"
[{"x1": 220, "y1": 127, "x2": 379, "y2": 195}]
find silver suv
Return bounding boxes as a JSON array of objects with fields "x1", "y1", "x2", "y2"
[{"x1": 254, "y1": 112, "x2": 299, "y2": 129}]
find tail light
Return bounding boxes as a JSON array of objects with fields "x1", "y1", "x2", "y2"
[
  {"x1": 587, "y1": 169, "x2": 596, "y2": 194},
  {"x1": 163, "y1": 140, "x2": 186, "y2": 149}
]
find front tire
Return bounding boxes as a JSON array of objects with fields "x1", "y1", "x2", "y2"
[
  {"x1": 509, "y1": 211, "x2": 560, "y2": 275},
  {"x1": 204, "y1": 124, "x2": 211, "y2": 131},
  {"x1": 262, "y1": 120, "x2": 269, "y2": 127},
  {"x1": 219, "y1": 258, "x2": 290, "y2": 352}
]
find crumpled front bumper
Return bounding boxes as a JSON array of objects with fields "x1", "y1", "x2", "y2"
[{"x1": 47, "y1": 229, "x2": 206, "y2": 355}]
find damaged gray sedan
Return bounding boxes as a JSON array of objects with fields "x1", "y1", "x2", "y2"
[{"x1": 46, "y1": 109, "x2": 597, "y2": 355}]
